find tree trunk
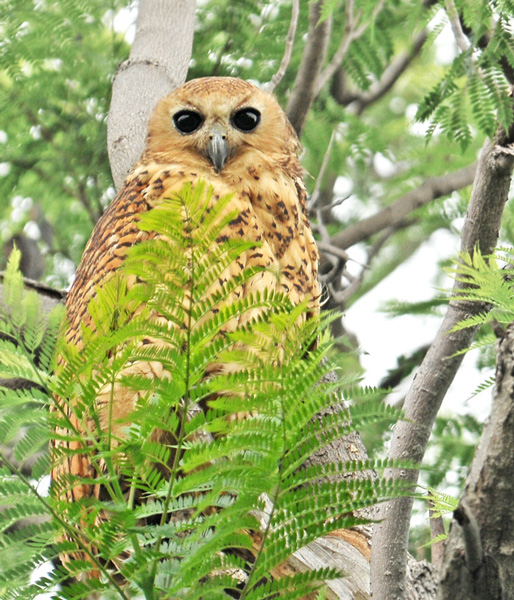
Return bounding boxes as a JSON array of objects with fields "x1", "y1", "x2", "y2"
[
  {"x1": 371, "y1": 128, "x2": 514, "y2": 600},
  {"x1": 437, "y1": 323, "x2": 514, "y2": 600},
  {"x1": 107, "y1": 0, "x2": 196, "y2": 190}
]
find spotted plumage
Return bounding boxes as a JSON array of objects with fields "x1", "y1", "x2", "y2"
[{"x1": 52, "y1": 76, "x2": 320, "y2": 569}]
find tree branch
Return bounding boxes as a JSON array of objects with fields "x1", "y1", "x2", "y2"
[
  {"x1": 428, "y1": 501, "x2": 445, "y2": 569},
  {"x1": 310, "y1": 132, "x2": 337, "y2": 213},
  {"x1": 286, "y1": 1, "x2": 331, "y2": 136},
  {"x1": 314, "y1": 0, "x2": 386, "y2": 97},
  {"x1": 445, "y1": 0, "x2": 471, "y2": 53},
  {"x1": 107, "y1": 0, "x2": 196, "y2": 190},
  {"x1": 438, "y1": 321, "x2": 514, "y2": 599},
  {"x1": 267, "y1": 0, "x2": 300, "y2": 94},
  {"x1": 0, "y1": 272, "x2": 66, "y2": 309},
  {"x1": 370, "y1": 127, "x2": 514, "y2": 599},
  {"x1": 74, "y1": 179, "x2": 101, "y2": 225},
  {"x1": 329, "y1": 223, "x2": 401, "y2": 305},
  {"x1": 349, "y1": 29, "x2": 428, "y2": 115},
  {"x1": 330, "y1": 162, "x2": 477, "y2": 250},
  {"x1": 453, "y1": 502, "x2": 483, "y2": 574}
]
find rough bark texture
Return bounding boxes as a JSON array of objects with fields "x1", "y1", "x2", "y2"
[
  {"x1": 437, "y1": 324, "x2": 514, "y2": 600},
  {"x1": 107, "y1": 0, "x2": 196, "y2": 190},
  {"x1": 370, "y1": 131, "x2": 514, "y2": 600}
]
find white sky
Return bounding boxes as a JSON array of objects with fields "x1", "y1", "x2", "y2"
[{"x1": 345, "y1": 227, "x2": 493, "y2": 421}]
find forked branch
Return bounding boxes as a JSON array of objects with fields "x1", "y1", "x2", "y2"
[{"x1": 370, "y1": 127, "x2": 514, "y2": 599}]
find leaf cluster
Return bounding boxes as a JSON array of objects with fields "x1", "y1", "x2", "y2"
[
  {"x1": 0, "y1": 184, "x2": 411, "y2": 599},
  {"x1": 0, "y1": 0, "x2": 130, "y2": 283},
  {"x1": 410, "y1": 247, "x2": 514, "y2": 409},
  {"x1": 417, "y1": 1, "x2": 514, "y2": 148},
  {"x1": 448, "y1": 247, "x2": 514, "y2": 349},
  {"x1": 0, "y1": 247, "x2": 64, "y2": 595}
]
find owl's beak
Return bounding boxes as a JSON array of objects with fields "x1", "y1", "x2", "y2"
[{"x1": 208, "y1": 128, "x2": 229, "y2": 172}]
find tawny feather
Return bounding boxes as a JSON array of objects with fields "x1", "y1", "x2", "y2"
[{"x1": 52, "y1": 77, "x2": 320, "y2": 572}]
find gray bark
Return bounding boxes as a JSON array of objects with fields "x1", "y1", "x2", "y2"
[
  {"x1": 107, "y1": 0, "x2": 196, "y2": 190},
  {"x1": 330, "y1": 162, "x2": 477, "y2": 250},
  {"x1": 286, "y1": 0, "x2": 331, "y2": 136},
  {"x1": 370, "y1": 129, "x2": 514, "y2": 599},
  {"x1": 437, "y1": 323, "x2": 514, "y2": 600}
]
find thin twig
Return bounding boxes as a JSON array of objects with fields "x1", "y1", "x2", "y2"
[
  {"x1": 76, "y1": 179, "x2": 102, "y2": 225},
  {"x1": 315, "y1": 0, "x2": 386, "y2": 95},
  {"x1": 327, "y1": 226, "x2": 391, "y2": 305},
  {"x1": 321, "y1": 194, "x2": 350, "y2": 212},
  {"x1": 312, "y1": 211, "x2": 332, "y2": 250},
  {"x1": 267, "y1": 0, "x2": 300, "y2": 93},
  {"x1": 445, "y1": 0, "x2": 471, "y2": 53},
  {"x1": 316, "y1": 241, "x2": 350, "y2": 263},
  {"x1": 309, "y1": 130, "x2": 337, "y2": 211}
]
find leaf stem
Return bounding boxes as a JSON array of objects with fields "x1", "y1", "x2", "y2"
[
  {"x1": 240, "y1": 387, "x2": 288, "y2": 598},
  {"x1": 146, "y1": 194, "x2": 197, "y2": 591},
  {"x1": 0, "y1": 453, "x2": 130, "y2": 600}
]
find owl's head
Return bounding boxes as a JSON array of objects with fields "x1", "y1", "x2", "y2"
[{"x1": 145, "y1": 77, "x2": 300, "y2": 173}]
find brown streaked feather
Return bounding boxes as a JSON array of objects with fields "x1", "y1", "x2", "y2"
[{"x1": 52, "y1": 76, "x2": 320, "y2": 574}]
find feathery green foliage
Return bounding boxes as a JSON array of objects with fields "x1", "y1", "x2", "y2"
[
  {"x1": 0, "y1": 0, "x2": 129, "y2": 284},
  {"x1": 447, "y1": 247, "x2": 514, "y2": 350},
  {"x1": 416, "y1": 1, "x2": 514, "y2": 147},
  {"x1": 0, "y1": 247, "x2": 64, "y2": 597},
  {"x1": 407, "y1": 246, "x2": 514, "y2": 516},
  {"x1": 422, "y1": 486, "x2": 459, "y2": 520},
  {"x1": 0, "y1": 184, "x2": 412, "y2": 599},
  {"x1": 416, "y1": 486, "x2": 458, "y2": 548}
]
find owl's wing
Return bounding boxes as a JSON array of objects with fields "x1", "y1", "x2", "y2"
[
  {"x1": 64, "y1": 175, "x2": 153, "y2": 348},
  {"x1": 52, "y1": 173, "x2": 155, "y2": 515}
]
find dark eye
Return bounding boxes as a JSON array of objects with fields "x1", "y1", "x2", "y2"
[
  {"x1": 173, "y1": 110, "x2": 203, "y2": 134},
  {"x1": 232, "y1": 108, "x2": 261, "y2": 132}
]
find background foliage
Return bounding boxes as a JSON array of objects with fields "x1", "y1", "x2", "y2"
[
  {"x1": 2, "y1": 0, "x2": 514, "y2": 567},
  {"x1": 0, "y1": 191, "x2": 407, "y2": 598}
]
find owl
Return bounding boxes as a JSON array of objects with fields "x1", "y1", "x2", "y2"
[{"x1": 52, "y1": 76, "x2": 320, "y2": 572}]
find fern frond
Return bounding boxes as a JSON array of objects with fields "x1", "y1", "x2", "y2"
[
  {"x1": 470, "y1": 374, "x2": 496, "y2": 398},
  {"x1": 0, "y1": 385, "x2": 47, "y2": 409},
  {"x1": 0, "y1": 183, "x2": 415, "y2": 598},
  {"x1": 420, "y1": 485, "x2": 458, "y2": 518},
  {"x1": 242, "y1": 568, "x2": 341, "y2": 600},
  {"x1": 468, "y1": 72, "x2": 497, "y2": 137}
]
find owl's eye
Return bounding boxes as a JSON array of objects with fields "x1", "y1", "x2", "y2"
[
  {"x1": 232, "y1": 108, "x2": 261, "y2": 132},
  {"x1": 173, "y1": 110, "x2": 204, "y2": 134}
]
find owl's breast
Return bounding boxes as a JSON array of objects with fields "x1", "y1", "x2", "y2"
[{"x1": 221, "y1": 163, "x2": 320, "y2": 313}]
